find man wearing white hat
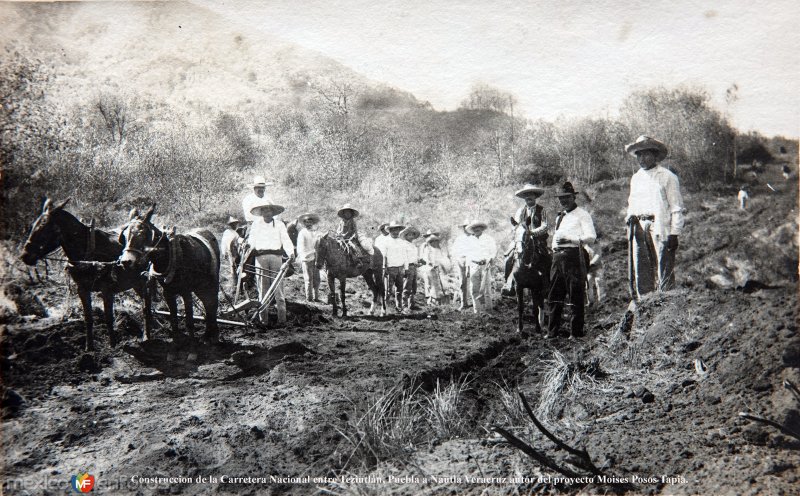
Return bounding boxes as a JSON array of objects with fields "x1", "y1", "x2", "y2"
[
  {"x1": 382, "y1": 221, "x2": 409, "y2": 312},
  {"x1": 400, "y1": 226, "x2": 421, "y2": 312},
  {"x1": 624, "y1": 136, "x2": 684, "y2": 298},
  {"x1": 220, "y1": 216, "x2": 244, "y2": 291},
  {"x1": 296, "y1": 212, "x2": 322, "y2": 302},
  {"x1": 242, "y1": 175, "x2": 274, "y2": 223},
  {"x1": 463, "y1": 221, "x2": 497, "y2": 314},
  {"x1": 247, "y1": 200, "x2": 295, "y2": 325},
  {"x1": 420, "y1": 230, "x2": 451, "y2": 305},
  {"x1": 450, "y1": 219, "x2": 473, "y2": 310},
  {"x1": 503, "y1": 184, "x2": 550, "y2": 294}
]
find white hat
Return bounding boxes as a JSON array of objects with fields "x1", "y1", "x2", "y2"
[
  {"x1": 252, "y1": 175, "x2": 274, "y2": 187},
  {"x1": 337, "y1": 204, "x2": 359, "y2": 218},
  {"x1": 387, "y1": 220, "x2": 405, "y2": 231},
  {"x1": 514, "y1": 184, "x2": 546, "y2": 198}
]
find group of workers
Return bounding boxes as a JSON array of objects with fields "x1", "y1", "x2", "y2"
[{"x1": 220, "y1": 135, "x2": 686, "y2": 339}]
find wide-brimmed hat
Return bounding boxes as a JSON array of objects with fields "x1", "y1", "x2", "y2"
[
  {"x1": 337, "y1": 204, "x2": 359, "y2": 218},
  {"x1": 554, "y1": 181, "x2": 579, "y2": 198},
  {"x1": 387, "y1": 220, "x2": 405, "y2": 231},
  {"x1": 624, "y1": 135, "x2": 668, "y2": 162},
  {"x1": 378, "y1": 223, "x2": 389, "y2": 235},
  {"x1": 422, "y1": 229, "x2": 440, "y2": 238},
  {"x1": 252, "y1": 175, "x2": 274, "y2": 187},
  {"x1": 400, "y1": 226, "x2": 420, "y2": 241},
  {"x1": 514, "y1": 183, "x2": 546, "y2": 198},
  {"x1": 250, "y1": 201, "x2": 285, "y2": 217},
  {"x1": 226, "y1": 216, "x2": 240, "y2": 226},
  {"x1": 466, "y1": 221, "x2": 488, "y2": 234},
  {"x1": 298, "y1": 212, "x2": 320, "y2": 224}
]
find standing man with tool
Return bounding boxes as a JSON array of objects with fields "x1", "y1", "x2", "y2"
[
  {"x1": 463, "y1": 220, "x2": 497, "y2": 315},
  {"x1": 247, "y1": 200, "x2": 295, "y2": 326},
  {"x1": 624, "y1": 136, "x2": 685, "y2": 299},
  {"x1": 546, "y1": 182, "x2": 596, "y2": 339},
  {"x1": 451, "y1": 219, "x2": 473, "y2": 311}
]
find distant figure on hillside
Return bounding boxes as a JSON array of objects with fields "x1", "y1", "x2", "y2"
[
  {"x1": 502, "y1": 183, "x2": 549, "y2": 296},
  {"x1": 451, "y1": 219, "x2": 473, "y2": 310},
  {"x1": 463, "y1": 220, "x2": 497, "y2": 314},
  {"x1": 242, "y1": 175, "x2": 274, "y2": 223},
  {"x1": 220, "y1": 216, "x2": 244, "y2": 291},
  {"x1": 738, "y1": 185, "x2": 750, "y2": 210},
  {"x1": 783, "y1": 164, "x2": 791, "y2": 180},
  {"x1": 547, "y1": 182, "x2": 596, "y2": 339},
  {"x1": 296, "y1": 213, "x2": 321, "y2": 302},
  {"x1": 624, "y1": 135, "x2": 685, "y2": 299}
]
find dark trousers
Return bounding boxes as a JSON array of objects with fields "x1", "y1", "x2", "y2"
[
  {"x1": 386, "y1": 266, "x2": 405, "y2": 308},
  {"x1": 547, "y1": 248, "x2": 585, "y2": 337}
]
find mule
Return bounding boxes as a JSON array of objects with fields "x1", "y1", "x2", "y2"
[
  {"x1": 20, "y1": 198, "x2": 153, "y2": 351},
  {"x1": 118, "y1": 207, "x2": 221, "y2": 342},
  {"x1": 511, "y1": 225, "x2": 549, "y2": 334},
  {"x1": 315, "y1": 233, "x2": 386, "y2": 317}
]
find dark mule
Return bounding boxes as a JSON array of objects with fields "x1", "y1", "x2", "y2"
[
  {"x1": 118, "y1": 207, "x2": 221, "y2": 342},
  {"x1": 20, "y1": 198, "x2": 153, "y2": 351},
  {"x1": 315, "y1": 233, "x2": 385, "y2": 317},
  {"x1": 511, "y1": 225, "x2": 549, "y2": 334}
]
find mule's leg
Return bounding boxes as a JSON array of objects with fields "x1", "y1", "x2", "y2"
[
  {"x1": 516, "y1": 282, "x2": 525, "y2": 334},
  {"x1": 364, "y1": 270, "x2": 377, "y2": 316},
  {"x1": 102, "y1": 291, "x2": 118, "y2": 347},
  {"x1": 163, "y1": 288, "x2": 181, "y2": 337},
  {"x1": 339, "y1": 278, "x2": 348, "y2": 318},
  {"x1": 134, "y1": 283, "x2": 153, "y2": 342},
  {"x1": 532, "y1": 290, "x2": 543, "y2": 334},
  {"x1": 182, "y1": 292, "x2": 195, "y2": 335},
  {"x1": 377, "y1": 268, "x2": 386, "y2": 316},
  {"x1": 78, "y1": 288, "x2": 95, "y2": 352},
  {"x1": 328, "y1": 271, "x2": 338, "y2": 317},
  {"x1": 199, "y1": 289, "x2": 220, "y2": 343}
]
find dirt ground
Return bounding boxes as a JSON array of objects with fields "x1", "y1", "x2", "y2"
[{"x1": 2, "y1": 163, "x2": 798, "y2": 495}]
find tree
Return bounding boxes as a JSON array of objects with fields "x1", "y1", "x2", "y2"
[{"x1": 459, "y1": 83, "x2": 517, "y2": 114}]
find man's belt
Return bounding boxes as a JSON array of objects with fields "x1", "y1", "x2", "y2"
[
  {"x1": 253, "y1": 249, "x2": 283, "y2": 256},
  {"x1": 553, "y1": 247, "x2": 580, "y2": 253},
  {"x1": 630, "y1": 214, "x2": 655, "y2": 222}
]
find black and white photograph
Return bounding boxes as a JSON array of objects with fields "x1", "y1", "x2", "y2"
[{"x1": 1, "y1": 1, "x2": 798, "y2": 494}]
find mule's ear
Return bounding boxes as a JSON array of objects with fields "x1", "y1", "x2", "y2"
[
  {"x1": 143, "y1": 204, "x2": 156, "y2": 223},
  {"x1": 129, "y1": 208, "x2": 139, "y2": 220},
  {"x1": 42, "y1": 198, "x2": 52, "y2": 212},
  {"x1": 55, "y1": 198, "x2": 71, "y2": 210},
  {"x1": 118, "y1": 227, "x2": 127, "y2": 245}
]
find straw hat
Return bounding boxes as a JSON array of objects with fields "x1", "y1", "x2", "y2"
[
  {"x1": 400, "y1": 226, "x2": 420, "y2": 241},
  {"x1": 337, "y1": 204, "x2": 359, "y2": 218},
  {"x1": 387, "y1": 220, "x2": 405, "y2": 231},
  {"x1": 514, "y1": 183, "x2": 545, "y2": 198},
  {"x1": 554, "y1": 181, "x2": 579, "y2": 198},
  {"x1": 252, "y1": 175, "x2": 274, "y2": 187},
  {"x1": 250, "y1": 200, "x2": 285, "y2": 217},
  {"x1": 422, "y1": 229, "x2": 440, "y2": 238},
  {"x1": 226, "y1": 216, "x2": 240, "y2": 226},
  {"x1": 624, "y1": 135, "x2": 668, "y2": 162},
  {"x1": 466, "y1": 221, "x2": 488, "y2": 234},
  {"x1": 298, "y1": 212, "x2": 320, "y2": 224}
]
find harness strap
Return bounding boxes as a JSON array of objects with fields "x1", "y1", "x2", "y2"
[
  {"x1": 149, "y1": 235, "x2": 179, "y2": 284},
  {"x1": 85, "y1": 219, "x2": 96, "y2": 260}
]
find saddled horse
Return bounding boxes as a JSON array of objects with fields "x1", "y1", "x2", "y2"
[
  {"x1": 511, "y1": 225, "x2": 549, "y2": 334},
  {"x1": 316, "y1": 233, "x2": 385, "y2": 317},
  {"x1": 118, "y1": 206, "x2": 222, "y2": 342},
  {"x1": 20, "y1": 198, "x2": 153, "y2": 351}
]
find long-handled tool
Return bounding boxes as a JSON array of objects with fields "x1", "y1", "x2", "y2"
[{"x1": 249, "y1": 258, "x2": 292, "y2": 323}]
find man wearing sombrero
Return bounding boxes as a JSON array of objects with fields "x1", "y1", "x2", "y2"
[
  {"x1": 400, "y1": 226, "x2": 422, "y2": 312},
  {"x1": 242, "y1": 175, "x2": 274, "y2": 222},
  {"x1": 547, "y1": 182, "x2": 596, "y2": 339},
  {"x1": 220, "y1": 216, "x2": 244, "y2": 291},
  {"x1": 624, "y1": 135, "x2": 685, "y2": 298},
  {"x1": 420, "y1": 230, "x2": 451, "y2": 305},
  {"x1": 463, "y1": 220, "x2": 498, "y2": 314},
  {"x1": 450, "y1": 218, "x2": 473, "y2": 310},
  {"x1": 382, "y1": 220, "x2": 410, "y2": 313},
  {"x1": 296, "y1": 212, "x2": 322, "y2": 302},
  {"x1": 336, "y1": 204, "x2": 374, "y2": 268},
  {"x1": 503, "y1": 183, "x2": 550, "y2": 294},
  {"x1": 248, "y1": 200, "x2": 295, "y2": 325}
]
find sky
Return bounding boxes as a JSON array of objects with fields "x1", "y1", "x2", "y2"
[{"x1": 198, "y1": 0, "x2": 800, "y2": 137}]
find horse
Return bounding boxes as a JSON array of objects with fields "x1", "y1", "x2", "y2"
[
  {"x1": 20, "y1": 198, "x2": 154, "y2": 351},
  {"x1": 118, "y1": 206, "x2": 222, "y2": 342},
  {"x1": 511, "y1": 225, "x2": 549, "y2": 334},
  {"x1": 315, "y1": 233, "x2": 386, "y2": 317}
]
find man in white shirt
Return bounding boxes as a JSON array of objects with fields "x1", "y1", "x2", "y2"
[
  {"x1": 450, "y1": 219, "x2": 473, "y2": 310},
  {"x1": 296, "y1": 212, "x2": 321, "y2": 302},
  {"x1": 247, "y1": 201, "x2": 295, "y2": 325},
  {"x1": 624, "y1": 136, "x2": 685, "y2": 298},
  {"x1": 382, "y1": 221, "x2": 409, "y2": 313},
  {"x1": 463, "y1": 221, "x2": 497, "y2": 314},
  {"x1": 373, "y1": 223, "x2": 391, "y2": 303},
  {"x1": 737, "y1": 185, "x2": 750, "y2": 210},
  {"x1": 547, "y1": 182, "x2": 596, "y2": 339},
  {"x1": 242, "y1": 175, "x2": 274, "y2": 223}
]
